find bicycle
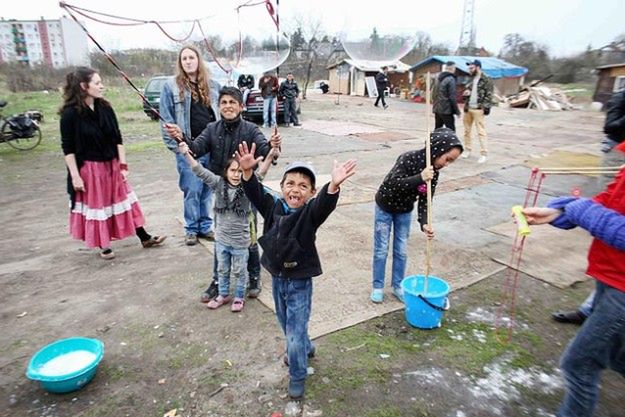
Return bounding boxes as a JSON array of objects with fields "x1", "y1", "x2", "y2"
[{"x1": 0, "y1": 100, "x2": 43, "y2": 151}]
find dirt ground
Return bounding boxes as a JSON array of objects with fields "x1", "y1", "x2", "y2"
[{"x1": 1, "y1": 91, "x2": 624, "y2": 417}]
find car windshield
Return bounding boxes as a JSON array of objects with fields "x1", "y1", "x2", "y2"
[{"x1": 146, "y1": 78, "x2": 167, "y2": 93}]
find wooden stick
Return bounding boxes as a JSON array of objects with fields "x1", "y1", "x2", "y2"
[
  {"x1": 539, "y1": 166, "x2": 623, "y2": 171},
  {"x1": 424, "y1": 71, "x2": 432, "y2": 294},
  {"x1": 541, "y1": 170, "x2": 619, "y2": 175}
]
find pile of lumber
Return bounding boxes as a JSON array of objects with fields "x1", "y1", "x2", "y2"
[
  {"x1": 504, "y1": 76, "x2": 575, "y2": 111},
  {"x1": 506, "y1": 86, "x2": 574, "y2": 110}
]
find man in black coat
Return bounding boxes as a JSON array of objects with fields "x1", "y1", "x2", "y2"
[
  {"x1": 374, "y1": 66, "x2": 389, "y2": 109},
  {"x1": 433, "y1": 61, "x2": 461, "y2": 131}
]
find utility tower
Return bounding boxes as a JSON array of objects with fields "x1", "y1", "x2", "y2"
[{"x1": 458, "y1": 0, "x2": 476, "y2": 54}]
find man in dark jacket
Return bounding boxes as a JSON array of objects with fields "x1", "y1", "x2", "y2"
[
  {"x1": 600, "y1": 89, "x2": 625, "y2": 187},
  {"x1": 279, "y1": 72, "x2": 301, "y2": 127},
  {"x1": 462, "y1": 59, "x2": 493, "y2": 163},
  {"x1": 433, "y1": 61, "x2": 461, "y2": 131},
  {"x1": 164, "y1": 86, "x2": 282, "y2": 299},
  {"x1": 374, "y1": 66, "x2": 389, "y2": 109}
]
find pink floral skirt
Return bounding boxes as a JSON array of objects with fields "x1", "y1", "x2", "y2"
[{"x1": 69, "y1": 160, "x2": 145, "y2": 248}]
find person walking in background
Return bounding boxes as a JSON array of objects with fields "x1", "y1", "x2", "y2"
[
  {"x1": 433, "y1": 61, "x2": 461, "y2": 131},
  {"x1": 374, "y1": 66, "x2": 389, "y2": 109},
  {"x1": 60, "y1": 67, "x2": 165, "y2": 260},
  {"x1": 462, "y1": 59, "x2": 493, "y2": 163},
  {"x1": 279, "y1": 72, "x2": 301, "y2": 127},
  {"x1": 259, "y1": 71, "x2": 279, "y2": 128},
  {"x1": 160, "y1": 45, "x2": 220, "y2": 247}
]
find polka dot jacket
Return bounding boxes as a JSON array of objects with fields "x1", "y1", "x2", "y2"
[{"x1": 375, "y1": 128, "x2": 463, "y2": 228}]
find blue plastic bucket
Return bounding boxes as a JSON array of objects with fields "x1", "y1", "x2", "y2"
[
  {"x1": 26, "y1": 337, "x2": 104, "y2": 394},
  {"x1": 401, "y1": 275, "x2": 450, "y2": 329}
]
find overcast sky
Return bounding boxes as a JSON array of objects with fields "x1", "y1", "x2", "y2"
[{"x1": 2, "y1": 0, "x2": 624, "y2": 57}]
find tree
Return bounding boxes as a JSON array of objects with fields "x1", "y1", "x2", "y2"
[{"x1": 499, "y1": 33, "x2": 552, "y2": 81}]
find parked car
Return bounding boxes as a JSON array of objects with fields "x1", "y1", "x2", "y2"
[{"x1": 142, "y1": 75, "x2": 169, "y2": 120}]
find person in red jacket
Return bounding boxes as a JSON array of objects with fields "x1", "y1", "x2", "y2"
[{"x1": 522, "y1": 167, "x2": 625, "y2": 417}]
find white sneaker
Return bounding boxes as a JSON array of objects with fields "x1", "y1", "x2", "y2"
[
  {"x1": 478, "y1": 155, "x2": 488, "y2": 164},
  {"x1": 461, "y1": 151, "x2": 471, "y2": 159}
]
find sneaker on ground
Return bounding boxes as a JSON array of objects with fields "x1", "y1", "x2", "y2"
[
  {"x1": 283, "y1": 345, "x2": 316, "y2": 366},
  {"x1": 200, "y1": 280, "x2": 219, "y2": 303},
  {"x1": 461, "y1": 151, "x2": 471, "y2": 159},
  {"x1": 392, "y1": 286, "x2": 404, "y2": 303},
  {"x1": 370, "y1": 288, "x2": 384, "y2": 303},
  {"x1": 383, "y1": 104, "x2": 389, "y2": 109},
  {"x1": 288, "y1": 379, "x2": 306, "y2": 399},
  {"x1": 185, "y1": 233, "x2": 198, "y2": 246},
  {"x1": 207, "y1": 295, "x2": 232, "y2": 309},
  {"x1": 248, "y1": 276, "x2": 261, "y2": 298},
  {"x1": 477, "y1": 155, "x2": 488, "y2": 164},
  {"x1": 197, "y1": 230, "x2": 215, "y2": 241},
  {"x1": 231, "y1": 297, "x2": 245, "y2": 312}
]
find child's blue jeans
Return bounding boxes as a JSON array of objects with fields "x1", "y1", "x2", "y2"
[
  {"x1": 372, "y1": 204, "x2": 412, "y2": 290},
  {"x1": 216, "y1": 241, "x2": 249, "y2": 299},
  {"x1": 272, "y1": 276, "x2": 314, "y2": 382}
]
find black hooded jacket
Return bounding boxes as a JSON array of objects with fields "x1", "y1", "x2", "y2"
[
  {"x1": 375, "y1": 128, "x2": 463, "y2": 228},
  {"x1": 433, "y1": 71, "x2": 460, "y2": 116}
]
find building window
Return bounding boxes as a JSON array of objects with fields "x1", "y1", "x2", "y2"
[{"x1": 615, "y1": 76, "x2": 625, "y2": 92}]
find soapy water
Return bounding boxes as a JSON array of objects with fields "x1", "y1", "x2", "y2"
[{"x1": 38, "y1": 351, "x2": 97, "y2": 377}]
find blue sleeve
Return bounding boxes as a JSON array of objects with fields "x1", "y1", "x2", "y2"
[
  {"x1": 548, "y1": 197, "x2": 625, "y2": 250},
  {"x1": 159, "y1": 80, "x2": 178, "y2": 153}
]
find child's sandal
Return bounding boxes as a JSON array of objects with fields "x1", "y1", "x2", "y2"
[
  {"x1": 207, "y1": 295, "x2": 232, "y2": 309},
  {"x1": 231, "y1": 298, "x2": 245, "y2": 313}
]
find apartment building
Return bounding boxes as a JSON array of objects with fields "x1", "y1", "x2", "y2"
[{"x1": 0, "y1": 16, "x2": 89, "y2": 68}]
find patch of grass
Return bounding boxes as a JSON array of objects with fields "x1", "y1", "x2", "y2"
[
  {"x1": 365, "y1": 407, "x2": 404, "y2": 417},
  {"x1": 167, "y1": 343, "x2": 207, "y2": 370}
]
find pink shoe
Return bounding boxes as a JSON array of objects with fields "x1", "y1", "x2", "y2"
[
  {"x1": 231, "y1": 297, "x2": 245, "y2": 312},
  {"x1": 207, "y1": 295, "x2": 232, "y2": 309}
]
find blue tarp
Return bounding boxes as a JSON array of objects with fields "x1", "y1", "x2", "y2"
[{"x1": 409, "y1": 55, "x2": 528, "y2": 79}]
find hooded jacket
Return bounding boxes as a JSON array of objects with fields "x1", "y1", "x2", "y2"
[
  {"x1": 547, "y1": 167, "x2": 625, "y2": 292},
  {"x1": 433, "y1": 71, "x2": 460, "y2": 116},
  {"x1": 375, "y1": 128, "x2": 463, "y2": 229}
]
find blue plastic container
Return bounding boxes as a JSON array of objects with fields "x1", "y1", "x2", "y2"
[
  {"x1": 402, "y1": 275, "x2": 450, "y2": 329},
  {"x1": 26, "y1": 337, "x2": 104, "y2": 394}
]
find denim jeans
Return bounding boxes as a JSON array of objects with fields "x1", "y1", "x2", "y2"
[
  {"x1": 284, "y1": 97, "x2": 299, "y2": 125},
  {"x1": 372, "y1": 204, "x2": 412, "y2": 290},
  {"x1": 176, "y1": 153, "x2": 213, "y2": 235},
  {"x1": 215, "y1": 241, "x2": 249, "y2": 299},
  {"x1": 578, "y1": 290, "x2": 596, "y2": 317},
  {"x1": 262, "y1": 96, "x2": 277, "y2": 127},
  {"x1": 557, "y1": 281, "x2": 625, "y2": 417},
  {"x1": 272, "y1": 276, "x2": 314, "y2": 382}
]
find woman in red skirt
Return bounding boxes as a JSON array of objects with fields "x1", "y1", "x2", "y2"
[{"x1": 60, "y1": 67, "x2": 165, "y2": 259}]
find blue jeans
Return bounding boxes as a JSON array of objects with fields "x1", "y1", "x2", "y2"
[
  {"x1": 579, "y1": 290, "x2": 596, "y2": 317},
  {"x1": 284, "y1": 97, "x2": 299, "y2": 125},
  {"x1": 557, "y1": 281, "x2": 625, "y2": 417},
  {"x1": 262, "y1": 96, "x2": 277, "y2": 127},
  {"x1": 272, "y1": 276, "x2": 314, "y2": 382},
  {"x1": 176, "y1": 153, "x2": 213, "y2": 235},
  {"x1": 215, "y1": 241, "x2": 249, "y2": 299},
  {"x1": 372, "y1": 204, "x2": 412, "y2": 290}
]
